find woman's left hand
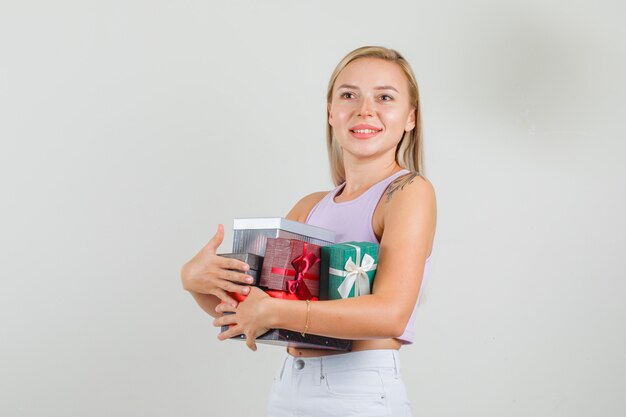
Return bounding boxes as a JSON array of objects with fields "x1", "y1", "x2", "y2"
[{"x1": 213, "y1": 286, "x2": 272, "y2": 351}]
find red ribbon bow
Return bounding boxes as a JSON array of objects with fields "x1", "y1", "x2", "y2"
[
  {"x1": 271, "y1": 242, "x2": 320, "y2": 300},
  {"x1": 287, "y1": 247, "x2": 320, "y2": 299}
]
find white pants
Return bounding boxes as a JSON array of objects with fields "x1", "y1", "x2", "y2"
[{"x1": 267, "y1": 349, "x2": 412, "y2": 417}]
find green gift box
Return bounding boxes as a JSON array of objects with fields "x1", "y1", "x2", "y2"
[{"x1": 320, "y1": 242, "x2": 379, "y2": 300}]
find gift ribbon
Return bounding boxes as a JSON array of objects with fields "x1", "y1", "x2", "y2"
[
  {"x1": 328, "y1": 243, "x2": 377, "y2": 299},
  {"x1": 221, "y1": 290, "x2": 319, "y2": 306},
  {"x1": 266, "y1": 290, "x2": 318, "y2": 301},
  {"x1": 270, "y1": 242, "x2": 319, "y2": 300}
]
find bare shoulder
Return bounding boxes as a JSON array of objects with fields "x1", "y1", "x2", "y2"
[
  {"x1": 285, "y1": 191, "x2": 328, "y2": 222},
  {"x1": 380, "y1": 172, "x2": 437, "y2": 251},
  {"x1": 385, "y1": 172, "x2": 435, "y2": 205}
]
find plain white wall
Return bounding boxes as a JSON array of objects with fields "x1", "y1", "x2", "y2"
[{"x1": 1, "y1": 1, "x2": 625, "y2": 416}]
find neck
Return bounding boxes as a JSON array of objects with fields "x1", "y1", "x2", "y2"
[{"x1": 341, "y1": 152, "x2": 402, "y2": 196}]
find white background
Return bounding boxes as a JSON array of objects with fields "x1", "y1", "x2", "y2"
[{"x1": 1, "y1": 1, "x2": 625, "y2": 416}]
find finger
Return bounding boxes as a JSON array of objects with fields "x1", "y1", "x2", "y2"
[
  {"x1": 220, "y1": 269, "x2": 254, "y2": 285},
  {"x1": 245, "y1": 335, "x2": 257, "y2": 351},
  {"x1": 215, "y1": 302, "x2": 237, "y2": 315},
  {"x1": 217, "y1": 279, "x2": 251, "y2": 296},
  {"x1": 217, "y1": 256, "x2": 250, "y2": 273},
  {"x1": 213, "y1": 313, "x2": 237, "y2": 327},
  {"x1": 203, "y1": 224, "x2": 224, "y2": 255},
  {"x1": 211, "y1": 288, "x2": 238, "y2": 307},
  {"x1": 218, "y1": 325, "x2": 243, "y2": 341}
]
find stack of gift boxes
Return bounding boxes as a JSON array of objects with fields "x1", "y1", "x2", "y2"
[{"x1": 219, "y1": 217, "x2": 379, "y2": 351}]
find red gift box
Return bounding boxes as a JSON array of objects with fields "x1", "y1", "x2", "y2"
[
  {"x1": 219, "y1": 289, "x2": 318, "y2": 309},
  {"x1": 260, "y1": 238, "x2": 321, "y2": 299}
]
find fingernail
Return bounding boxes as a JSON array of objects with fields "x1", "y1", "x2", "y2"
[
  {"x1": 231, "y1": 302, "x2": 237, "y2": 307},
  {"x1": 242, "y1": 264, "x2": 250, "y2": 271},
  {"x1": 246, "y1": 276, "x2": 254, "y2": 284},
  {"x1": 242, "y1": 287, "x2": 250, "y2": 294}
]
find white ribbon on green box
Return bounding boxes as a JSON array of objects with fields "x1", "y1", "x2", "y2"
[{"x1": 328, "y1": 243, "x2": 378, "y2": 299}]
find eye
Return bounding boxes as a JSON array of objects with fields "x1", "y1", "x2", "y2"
[
  {"x1": 379, "y1": 94, "x2": 394, "y2": 102},
  {"x1": 340, "y1": 91, "x2": 356, "y2": 99}
]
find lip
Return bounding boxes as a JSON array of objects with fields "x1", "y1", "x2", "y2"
[{"x1": 349, "y1": 124, "x2": 383, "y2": 140}]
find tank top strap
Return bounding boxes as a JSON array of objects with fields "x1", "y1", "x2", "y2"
[
  {"x1": 361, "y1": 169, "x2": 412, "y2": 202},
  {"x1": 329, "y1": 169, "x2": 412, "y2": 202}
]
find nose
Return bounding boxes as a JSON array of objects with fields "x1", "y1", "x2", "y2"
[{"x1": 358, "y1": 97, "x2": 375, "y2": 117}]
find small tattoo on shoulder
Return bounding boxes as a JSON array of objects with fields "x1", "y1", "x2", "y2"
[{"x1": 386, "y1": 172, "x2": 419, "y2": 202}]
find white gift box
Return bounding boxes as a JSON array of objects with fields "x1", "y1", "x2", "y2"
[{"x1": 232, "y1": 217, "x2": 336, "y2": 256}]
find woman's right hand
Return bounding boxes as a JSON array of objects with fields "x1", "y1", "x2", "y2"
[{"x1": 180, "y1": 224, "x2": 254, "y2": 307}]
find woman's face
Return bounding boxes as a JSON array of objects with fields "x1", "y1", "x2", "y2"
[{"x1": 328, "y1": 57, "x2": 416, "y2": 162}]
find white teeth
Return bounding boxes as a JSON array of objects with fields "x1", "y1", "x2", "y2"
[{"x1": 352, "y1": 129, "x2": 379, "y2": 134}]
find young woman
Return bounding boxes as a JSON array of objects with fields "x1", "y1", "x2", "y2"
[{"x1": 181, "y1": 46, "x2": 436, "y2": 417}]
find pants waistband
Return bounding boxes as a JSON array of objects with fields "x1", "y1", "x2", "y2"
[{"x1": 281, "y1": 349, "x2": 401, "y2": 375}]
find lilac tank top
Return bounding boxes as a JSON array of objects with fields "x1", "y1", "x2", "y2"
[{"x1": 305, "y1": 169, "x2": 431, "y2": 344}]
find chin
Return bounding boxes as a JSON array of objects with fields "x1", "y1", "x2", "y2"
[{"x1": 343, "y1": 147, "x2": 387, "y2": 161}]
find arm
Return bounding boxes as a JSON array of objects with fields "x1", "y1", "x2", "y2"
[
  {"x1": 189, "y1": 292, "x2": 223, "y2": 319},
  {"x1": 215, "y1": 176, "x2": 437, "y2": 348}
]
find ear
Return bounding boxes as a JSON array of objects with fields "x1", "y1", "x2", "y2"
[
  {"x1": 404, "y1": 107, "x2": 416, "y2": 132},
  {"x1": 327, "y1": 102, "x2": 334, "y2": 126}
]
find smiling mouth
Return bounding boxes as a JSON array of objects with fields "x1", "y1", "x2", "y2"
[
  {"x1": 349, "y1": 128, "x2": 382, "y2": 139},
  {"x1": 350, "y1": 128, "x2": 381, "y2": 134}
]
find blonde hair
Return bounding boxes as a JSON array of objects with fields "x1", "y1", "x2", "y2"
[{"x1": 326, "y1": 46, "x2": 423, "y2": 186}]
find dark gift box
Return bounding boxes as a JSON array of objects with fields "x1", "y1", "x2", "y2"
[
  {"x1": 218, "y1": 253, "x2": 263, "y2": 284},
  {"x1": 260, "y1": 238, "x2": 321, "y2": 299},
  {"x1": 221, "y1": 289, "x2": 352, "y2": 351},
  {"x1": 235, "y1": 326, "x2": 352, "y2": 351}
]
